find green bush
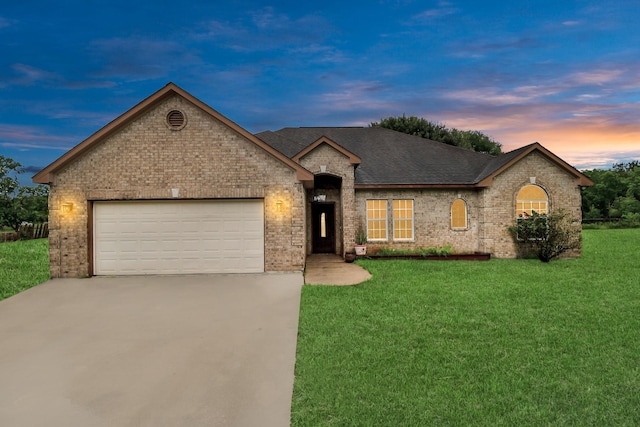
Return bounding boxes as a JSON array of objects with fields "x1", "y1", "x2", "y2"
[{"x1": 509, "y1": 209, "x2": 581, "y2": 262}]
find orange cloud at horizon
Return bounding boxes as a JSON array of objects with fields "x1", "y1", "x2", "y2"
[{"x1": 445, "y1": 116, "x2": 640, "y2": 170}]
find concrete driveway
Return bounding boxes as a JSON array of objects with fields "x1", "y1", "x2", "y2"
[{"x1": 0, "y1": 273, "x2": 303, "y2": 426}]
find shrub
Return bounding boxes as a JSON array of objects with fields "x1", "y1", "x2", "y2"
[
  {"x1": 509, "y1": 209, "x2": 581, "y2": 262},
  {"x1": 376, "y1": 245, "x2": 453, "y2": 257}
]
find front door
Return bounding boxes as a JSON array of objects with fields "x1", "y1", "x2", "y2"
[{"x1": 312, "y1": 203, "x2": 335, "y2": 253}]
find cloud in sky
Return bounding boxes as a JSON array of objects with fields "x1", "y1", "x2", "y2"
[
  {"x1": 194, "y1": 7, "x2": 334, "y2": 54},
  {"x1": 9, "y1": 64, "x2": 60, "y2": 86},
  {"x1": 412, "y1": 2, "x2": 460, "y2": 21},
  {"x1": 0, "y1": 1, "x2": 639, "y2": 174},
  {"x1": 88, "y1": 37, "x2": 203, "y2": 80},
  {"x1": 0, "y1": 124, "x2": 75, "y2": 151},
  {"x1": 318, "y1": 81, "x2": 396, "y2": 112}
]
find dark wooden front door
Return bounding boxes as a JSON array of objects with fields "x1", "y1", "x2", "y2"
[{"x1": 312, "y1": 203, "x2": 335, "y2": 253}]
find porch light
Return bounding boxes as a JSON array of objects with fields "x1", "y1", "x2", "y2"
[
  {"x1": 276, "y1": 199, "x2": 283, "y2": 212},
  {"x1": 61, "y1": 202, "x2": 73, "y2": 213}
]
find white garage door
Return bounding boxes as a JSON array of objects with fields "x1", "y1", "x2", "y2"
[{"x1": 94, "y1": 200, "x2": 264, "y2": 275}]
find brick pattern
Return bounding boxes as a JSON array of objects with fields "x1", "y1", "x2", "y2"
[
  {"x1": 49, "y1": 93, "x2": 584, "y2": 277},
  {"x1": 353, "y1": 152, "x2": 584, "y2": 258},
  {"x1": 48, "y1": 94, "x2": 305, "y2": 277},
  {"x1": 355, "y1": 189, "x2": 481, "y2": 253},
  {"x1": 298, "y1": 143, "x2": 355, "y2": 256},
  {"x1": 478, "y1": 151, "x2": 583, "y2": 258}
]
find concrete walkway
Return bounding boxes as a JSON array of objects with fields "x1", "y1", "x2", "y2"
[
  {"x1": 0, "y1": 273, "x2": 303, "y2": 427},
  {"x1": 304, "y1": 254, "x2": 372, "y2": 285}
]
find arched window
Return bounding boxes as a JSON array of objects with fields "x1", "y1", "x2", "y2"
[
  {"x1": 451, "y1": 198, "x2": 468, "y2": 229},
  {"x1": 516, "y1": 185, "x2": 548, "y2": 216}
]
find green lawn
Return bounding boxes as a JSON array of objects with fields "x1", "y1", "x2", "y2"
[
  {"x1": 0, "y1": 239, "x2": 50, "y2": 300},
  {"x1": 292, "y1": 229, "x2": 640, "y2": 426}
]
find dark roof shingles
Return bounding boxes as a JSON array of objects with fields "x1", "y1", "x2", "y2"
[
  {"x1": 473, "y1": 144, "x2": 533, "y2": 183},
  {"x1": 256, "y1": 127, "x2": 505, "y2": 186}
]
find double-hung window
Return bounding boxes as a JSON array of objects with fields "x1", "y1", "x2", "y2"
[
  {"x1": 366, "y1": 199, "x2": 387, "y2": 240},
  {"x1": 393, "y1": 199, "x2": 414, "y2": 241}
]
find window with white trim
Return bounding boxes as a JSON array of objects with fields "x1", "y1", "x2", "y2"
[
  {"x1": 366, "y1": 199, "x2": 387, "y2": 240},
  {"x1": 516, "y1": 185, "x2": 548, "y2": 216},
  {"x1": 451, "y1": 198, "x2": 468, "y2": 229},
  {"x1": 393, "y1": 199, "x2": 414, "y2": 241}
]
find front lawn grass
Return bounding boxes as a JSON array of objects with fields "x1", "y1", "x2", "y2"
[
  {"x1": 293, "y1": 229, "x2": 640, "y2": 426},
  {"x1": 0, "y1": 239, "x2": 50, "y2": 300}
]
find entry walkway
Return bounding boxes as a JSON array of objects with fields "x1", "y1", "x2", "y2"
[{"x1": 304, "y1": 254, "x2": 372, "y2": 285}]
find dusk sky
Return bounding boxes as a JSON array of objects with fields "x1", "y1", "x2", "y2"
[{"x1": 1, "y1": 0, "x2": 639, "y2": 183}]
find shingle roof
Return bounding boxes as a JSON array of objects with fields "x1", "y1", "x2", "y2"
[
  {"x1": 473, "y1": 144, "x2": 532, "y2": 183},
  {"x1": 257, "y1": 127, "x2": 497, "y2": 186}
]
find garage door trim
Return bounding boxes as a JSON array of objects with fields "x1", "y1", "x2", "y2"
[{"x1": 92, "y1": 199, "x2": 265, "y2": 276}]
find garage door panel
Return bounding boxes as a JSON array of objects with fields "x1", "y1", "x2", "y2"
[{"x1": 94, "y1": 200, "x2": 264, "y2": 275}]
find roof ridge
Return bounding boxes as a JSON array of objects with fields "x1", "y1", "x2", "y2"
[{"x1": 297, "y1": 126, "x2": 365, "y2": 129}]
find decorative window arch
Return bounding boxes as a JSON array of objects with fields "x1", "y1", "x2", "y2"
[
  {"x1": 516, "y1": 185, "x2": 548, "y2": 216},
  {"x1": 451, "y1": 198, "x2": 468, "y2": 229}
]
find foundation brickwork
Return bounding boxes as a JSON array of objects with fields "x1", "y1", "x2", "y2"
[{"x1": 48, "y1": 94, "x2": 305, "y2": 277}]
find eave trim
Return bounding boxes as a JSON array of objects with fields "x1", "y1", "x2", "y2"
[
  {"x1": 33, "y1": 82, "x2": 314, "y2": 185},
  {"x1": 355, "y1": 183, "x2": 481, "y2": 190},
  {"x1": 476, "y1": 142, "x2": 594, "y2": 187},
  {"x1": 292, "y1": 136, "x2": 362, "y2": 165}
]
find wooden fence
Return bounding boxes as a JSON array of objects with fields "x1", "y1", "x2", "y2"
[
  {"x1": 0, "y1": 223, "x2": 49, "y2": 242},
  {"x1": 581, "y1": 218, "x2": 621, "y2": 224}
]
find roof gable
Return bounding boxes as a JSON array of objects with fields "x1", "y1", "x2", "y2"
[
  {"x1": 33, "y1": 83, "x2": 313, "y2": 185},
  {"x1": 476, "y1": 142, "x2": 593, "y2": 187},
  {"x1": 293, "y1": 136, "x2": 361, "y2": 165}
]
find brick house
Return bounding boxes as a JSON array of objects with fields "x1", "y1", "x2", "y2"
[{"x1": 34, "y1": 83, "x2": 593, "y2": 278}]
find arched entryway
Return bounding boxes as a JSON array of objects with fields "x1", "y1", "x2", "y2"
[{"x1": 310, "y1": 174, "x2": 342, "y2": 253}]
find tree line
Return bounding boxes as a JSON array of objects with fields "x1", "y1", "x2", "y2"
[
  {"x1": 371, "y1": 115, "x2": 503, "y2": 155},
  {"x1": 581, "y1": 161, "x2": 640, "y2": 226},
  {"x1": 0, "y1": 155, "x2": 49, "y2": 231}
]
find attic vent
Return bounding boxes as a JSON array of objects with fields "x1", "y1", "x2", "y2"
[{"x1": 166, "y1": 110, "x2": 186, "y2": 130}]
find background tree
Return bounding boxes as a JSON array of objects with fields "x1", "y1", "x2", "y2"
[
  {"x1": 0, "y1": 155, "x2": 49, "y2": 231},
  {"x1": 581, "y1": 161, "x2": 640, "y2": 226},
  {"x1": 371, "y1": 114, "x2": 502, "y2": 155}
]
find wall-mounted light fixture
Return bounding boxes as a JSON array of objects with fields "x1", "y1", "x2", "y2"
[
  {"x1": 61, "y1": 202, "x2": 74, "y2": 213},
  {"x1": 276, "y1": 199, "x2": 283, "y2": 212}
]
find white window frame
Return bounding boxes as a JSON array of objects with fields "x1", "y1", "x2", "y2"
[
  {"x1": 516, "y1": 185, "x2": 549, "y2": 217},
  {"x1": 366, "y1": 199, "x2": 388, "y2": 241},
  {"x1": 392, "y1": 199, "x2": 414, "y2": 241}
]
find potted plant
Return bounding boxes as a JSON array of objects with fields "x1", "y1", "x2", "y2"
[
  {"x1": 344, "y1": 252, "x2": 356, "y2": 263},
  {"x1": 354, "y1": 226, "x2": 367, "y2": 256}
]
